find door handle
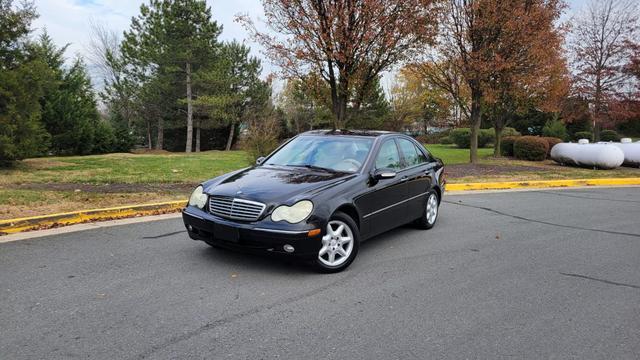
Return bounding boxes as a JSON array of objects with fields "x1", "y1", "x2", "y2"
[{"x1": 400, "y1": 176, "x2": 409, "y2": 182}]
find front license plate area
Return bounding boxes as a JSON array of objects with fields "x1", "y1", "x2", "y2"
[{"x1": 214, "y1": 223, "x2": 240, "y2": 243}]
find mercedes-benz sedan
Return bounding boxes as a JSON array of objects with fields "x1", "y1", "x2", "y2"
[{"x1": 182, "y1": 130, "x2": 445, "y2": 272}]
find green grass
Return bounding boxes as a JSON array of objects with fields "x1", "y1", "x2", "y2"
[
  {"x1": 1, "y1": 146, "x2": 639, "y2": 220},
  {"x1": 1, "y1": 145, "x2": 492, "y2": 185},
  {"x1": 0, "y1": 151, "x2": 251, "y2": 185},
  {"x1": 425, "y1": 144, "x2": 494, "y2": 165}
]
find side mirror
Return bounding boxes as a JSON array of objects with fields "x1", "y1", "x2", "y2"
[
  {"x1": 372, "y1": 169, "x2": 396, "y2": 181},
  {"x1": 256, "y1": 157, "x2": 265, "y2": 165}
]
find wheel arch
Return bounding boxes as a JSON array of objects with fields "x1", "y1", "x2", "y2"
[
  {"x1": 334, "y1": 203, "x2": 361, "y2": 230},
  {"x1": 432, "y1": 185, "x2": 442, "y2": 204}
]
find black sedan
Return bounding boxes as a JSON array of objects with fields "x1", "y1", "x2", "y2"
[{"x1": 182, "y1": 130, "x2": 445, "y2": 272}]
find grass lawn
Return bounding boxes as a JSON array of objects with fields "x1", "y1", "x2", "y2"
[
  {"x1": 0, "y1": 151, "x2": 250, "y2": 186},
  {"x1": 425, "y1": 144, "x2": 494, "y2": 164},
  {"x1": 1, "y1": 146, "x2": 639, "y2": 221}
]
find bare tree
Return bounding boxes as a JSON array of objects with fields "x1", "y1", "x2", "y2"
[
  {"x1": 87, "y1": 21, "x2": 137, "y2": 131},
  {"x1": 571, "y1": 0, "x2": 639, "y2": 140},
  {"x1": 239, "y1": 0, "x2": 440, "y2": 129}
]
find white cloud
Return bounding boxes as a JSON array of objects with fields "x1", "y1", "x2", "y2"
[{"x1": 32, "y1": 0, "x2": 271, "y2": 84}]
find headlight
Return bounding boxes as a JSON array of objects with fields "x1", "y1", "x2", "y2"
[
  {"x1": 271, "y1": 200, "x2": 313, "y2": 223},
  {"x1": 188, "y1": 185, "x2": 208, "y2": 209}
]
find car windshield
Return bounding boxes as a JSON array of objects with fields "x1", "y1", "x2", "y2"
[{"x1": 265, "y1": 136, "x2": 374, "y2": 173}]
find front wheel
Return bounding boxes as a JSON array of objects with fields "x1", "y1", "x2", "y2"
[
  {"x1": 416, "y1": 190, "x2": 439, "y2": 229},
  {"x1": 314, "y1": 212, "x2": 360, "y2": 273}
]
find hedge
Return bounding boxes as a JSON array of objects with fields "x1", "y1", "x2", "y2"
[
  {"x1": 448, "y1": 127, "x2": 521, "y2": 148},
  {"x1": 540, "y1": 137, "x2": 563, "y2": 158},
  {"x1": 600, "y1": 130, "x2": 621, "y2": 142},
  {"x1": 574, "y1": 131, "x2": 592, "y2": 142},
  {"x1": 501, "y1": 136, "x2": 518, "y2": 156},
  {"x1": 514, "y1": 136, "x2": 549, "y2": 161}
]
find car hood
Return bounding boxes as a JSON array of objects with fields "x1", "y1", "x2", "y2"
[{"x1": 203, "y1": 166, "x2": 354, "y2": 205}]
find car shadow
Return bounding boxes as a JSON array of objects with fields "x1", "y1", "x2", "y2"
[
  {"x1": 358, "y1": 224, "x2": 419, "y2": 254},
  {"x1": 192, "y1": 224, "x2": 422, "y2": 275},
  {"x1": 195, "y1": 243, "x2": 317, "y2": 275}
]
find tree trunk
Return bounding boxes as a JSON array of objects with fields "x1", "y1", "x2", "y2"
[
  {"x1": 195, "y1": 119, "x2": 201, "y2": 152},
  {"x1": 493, "y1": 113, "x2": 505, "y2": 157},
  {"x1": 155, "y1": 117, "x2": 163, "y2": 150},
  {"x1": 185, "y1": 62, "x2": 193, "y2": 153},
  {"x1": 469, "y1": 85, "x2": 482, "y2": 163},
  {"x1": 225, "y1": 122, "x2": 235, "y2": 151},
  {"x1": 336, "y1": 79, "x2": 349, "y2": 129},
  {"x1": 494, "y1": 127, "x2": 503, "y2": 157},
  {"x1": 146, "y1": 120, "x2": 152, "y2": 149}
]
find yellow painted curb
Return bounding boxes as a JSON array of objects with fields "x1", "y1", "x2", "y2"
[
  {"x1": 446, "y1": 178, "x2": 640, "y2": 191},
  {"x1": 1, "y1": 177, "x2": 639, "y2": 236},
  {"x1": 0, "y1": 201, "x2": 186, "y2": 235}
]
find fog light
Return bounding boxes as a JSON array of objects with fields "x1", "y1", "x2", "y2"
[
  {"x1": 283, "y1": 244, "x2": 295, "y2": 253},
  {"x1": 187, "y1": 225, "x2": 193, "y2": 231}
]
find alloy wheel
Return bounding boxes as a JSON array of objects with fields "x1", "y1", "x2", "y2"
[
  {"x1": 426, "y1": 193, "x2": 438, "y2": 225},
  {"x1": 318, "y1": 220, "x2": 354, "y2": 267}
]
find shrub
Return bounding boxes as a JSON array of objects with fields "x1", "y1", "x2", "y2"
[
  {"x1": 514, "y1": 136, "x2": 549, "y2": 161},
  {"x1": 450, "y1": 128, "x2": 471, "y2": 148},
  {"x1": 501, "y1": 136, "x2": 518, "y2": 156},
  {"x1": 540, "y1": 137, "x2": 563, "y2": 158},
  {"x1": 242, "y1": 115, "x2": 282, "y2": 164},
  {"x1": 450, "y1": 128, "x2": 494, "y2": 148},
  {"x1": 478, "y1": 129, "x2": 495, "y2": 147},
  {"x1": 501, "y1": 127, "x2": 521, "y2": 137},
  {"x1": 439, "y1": 136, "x2": 453, "y2": 145},
  {"x1": 600, "y1": 130, "x2": 620, "y2": 142},
  {"x1": 92, "y1": 121, "x2": 116, "y2": 154},
  {"x1": 542, "y1": 119, "x2": 567, "y2": 140},
  {"x1": 574, "y1": 131, "x2": 592, "y2": 141}
]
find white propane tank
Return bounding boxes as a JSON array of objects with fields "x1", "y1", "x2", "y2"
[
  {"x1": 610, "y1": 139, "x2": 640, "y2": 167},
  {"x1": 550, "y1": 142, "x2": 624, "y2": 169}
]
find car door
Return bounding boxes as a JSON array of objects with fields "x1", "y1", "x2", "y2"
[
  {"x1": 356, "y1": 138, "x2": 409, "y2": 238},
  {"x1": 396, "y1": 138, "x2": 433, "y2": 221}
]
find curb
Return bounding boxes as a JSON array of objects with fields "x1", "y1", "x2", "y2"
[
  {"x1": 1, "y1": 177, "x2": 639, "y2": 236},
  {"x1": 0, "y1": 201, "x2": 185, "y2": 235},
  {"x1": 446, "y1": 178, "x2": 640, "y2": 191}
]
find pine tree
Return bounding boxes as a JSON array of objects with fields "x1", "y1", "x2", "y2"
[
  {"x1": 0, "y1": 0, "x2": 50, "y2": 165},
  {"x1": 122, "y1": 0, "x2": 221, "y2": 152}
]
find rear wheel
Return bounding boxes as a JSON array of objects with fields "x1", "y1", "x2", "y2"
[
  {"x1": 416, "y1": 190, "x2": 439, "y2": 229},
  {"x1": 314, "y1": 212, "x2": 360, "y2": 273}
]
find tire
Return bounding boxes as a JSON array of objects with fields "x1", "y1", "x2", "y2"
[
  {"x1": 313, "y1": 211, "x2": 360, "y2": 273},
  {"x1": 416, "y1": 190, "x2": 439, "y2": 230}
]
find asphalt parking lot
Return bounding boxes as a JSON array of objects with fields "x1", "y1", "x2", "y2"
[{"x1": 1, "y1": 187, "x2": 639, "y2": 359}]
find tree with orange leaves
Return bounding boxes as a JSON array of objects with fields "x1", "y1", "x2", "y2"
[
  {"x1": 239, "y1": 0, "x2": 440, "y2": 130},
  {"x1": 483, "y1": 0, "x2": 569, "y2": 155},
  {"x1": 411, "y1": 0, "x2": 568, "y2": 161}
]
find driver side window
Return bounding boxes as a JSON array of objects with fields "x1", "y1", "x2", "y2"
[{"x1": 375, "y1": 140, "x2": 402, "y2": 170}]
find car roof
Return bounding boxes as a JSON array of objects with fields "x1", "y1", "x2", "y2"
[{"x1": 299, "y1": 129, "x2": 398, "y2": 138}]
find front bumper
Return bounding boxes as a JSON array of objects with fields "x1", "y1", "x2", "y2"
[{"x1": 182, "y1": 207, "x2": 323, "y2": 257}]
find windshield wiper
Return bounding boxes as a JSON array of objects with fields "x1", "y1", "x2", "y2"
[{"x1": 285, "y1": 164, "x2": 338, "y2": 173}]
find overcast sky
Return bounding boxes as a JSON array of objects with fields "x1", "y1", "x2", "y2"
[{"x1": 32, "y1": 0, "x2": 588, "y2": 90}]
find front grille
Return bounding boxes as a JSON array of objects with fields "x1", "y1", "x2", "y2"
[{"x1": 209, "y1": 196, "x2": 266, "y2": 221}]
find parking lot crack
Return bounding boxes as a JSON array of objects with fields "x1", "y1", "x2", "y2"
[
  {"x1": 444, "y1": 200, "x2": 640, "y2": 239},
  {"x1": 534, "y1": 191, "x2": 640, "y2": 204},
  {"x1": 142, "y1": 230, "x2": 185, "y2": 239},
  {"x1": 559, "y1": 272, "x2": 640, "y2": 290}
]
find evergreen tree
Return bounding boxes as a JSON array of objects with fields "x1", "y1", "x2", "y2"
[
  {"x1": 195, "y1": 41, "x2": 264, "y2": 150},
  {"x1": 122, "y1": 0, "x2": 222, "y2": 152},
  {"x1": 37, "y1": 33, "x2": 100, "y2": 155},
  {"x1": 0, "y1": 0, "x2": 50, "y2": 165}
]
